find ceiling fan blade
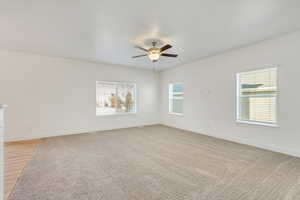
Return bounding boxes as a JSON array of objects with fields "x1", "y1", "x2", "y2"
[
  {"x1": 132, "y1": 54, "x2": 147, "y2": 58},
  {"x1": 160, "y1": 44, "x2": 172, "y2": 52},
  {"x1": 135, "y1": 46, "x2": 149, "y2": 52},
  {"x1": 161, "y1": 53, "x2": 178, "y2": 57}
]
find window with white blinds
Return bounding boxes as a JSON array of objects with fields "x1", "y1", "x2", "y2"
[
  {"x1": 237, "y1": 68, "x2": 278, "y2": 126},
  {"x1": 169, "y1": 83, "x2": 184, "y2": 114}
]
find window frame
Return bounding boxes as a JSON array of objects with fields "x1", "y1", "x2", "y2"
[
  {"x1": 236, "y1": 67, "x2": 279, "y2": 127},
  {"x1": 96, "y1": 81, "x2": 137, "y2": 116},
  {"x1": 168, "y1": 82, "x2": 184, "y2": 116}
]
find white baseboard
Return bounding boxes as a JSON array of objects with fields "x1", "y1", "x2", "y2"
[
  {"x1": 160, "y1": 123, "x2": 300, "y2": 158},
  {"x1": 6, "y1": 123, "x2": 300, "y2": 158},
  {"x1": 4, "y1": 123, "x2": 159, "y2": 142}
]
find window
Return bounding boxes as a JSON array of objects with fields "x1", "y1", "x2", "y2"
[
  {"x1": 237, "y1": 68, "x2": 278, "y2": 126},
  {"x1": 96, "y1": 81, "x2": 136, "y2": 115},
  {"x1": 169, "y1": 83, "x2": 184, "y2": 114}
]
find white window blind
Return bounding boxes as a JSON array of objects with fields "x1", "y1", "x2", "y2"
[
  {"x1": 96, "y1": 81, "x2": 136, "y2": 115},
  {"x1": 237, "y1": 68, "x2": 278, "y2": 126},
  {"x1": 169, "y1": 83, "x2": 183, "y2": 114}
]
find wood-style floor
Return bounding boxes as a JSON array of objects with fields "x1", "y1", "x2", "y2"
[{"x1": 4, "y1": 140, "x2": 40, "y2": 200}]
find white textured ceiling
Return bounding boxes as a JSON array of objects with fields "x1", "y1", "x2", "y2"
[{"x1": 1, "y1": 0, "x2": 300, "y2": 70}]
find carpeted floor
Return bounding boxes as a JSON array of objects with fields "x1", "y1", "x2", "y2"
[{"x1": 9, "y1": 125, "x2": 300, "y2": 200}]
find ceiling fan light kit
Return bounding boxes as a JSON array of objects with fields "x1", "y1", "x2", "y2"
[
  {"x1": 132, "y1": 41, "x2": 178, "y2": 62},
  {"x1": 148, "y1": 48, "x2": 160, "y2": 62}
]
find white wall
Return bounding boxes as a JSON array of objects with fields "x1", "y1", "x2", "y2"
[
  {"x1": 0, "y1": 50, "x2": 159, "y2": 141},
  {"x1": 160, "y1": 31, "x2": 300, "y2": 157},
  {"x1": 1, "y1": 31, "x2": 300, "y2": 157}
]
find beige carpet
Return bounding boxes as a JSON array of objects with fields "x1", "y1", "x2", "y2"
[{"x1": 9, "y1": 125, "x2": 300, "y2": 200}]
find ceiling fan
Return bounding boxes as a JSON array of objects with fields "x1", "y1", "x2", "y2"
[{"x1": 132, "y1": 41, "x2": 178, "y2": 62}]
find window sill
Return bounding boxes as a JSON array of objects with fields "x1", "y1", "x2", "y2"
[
  {"x1": 236, "y1": 120, "x2": 278, "y2": 127},
  {"x1": 168, "y1": 112, "x2": 183, "y2": 116},
  {"x1": 96, "y1": 112, "x2": 137, "y2": 117}
]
